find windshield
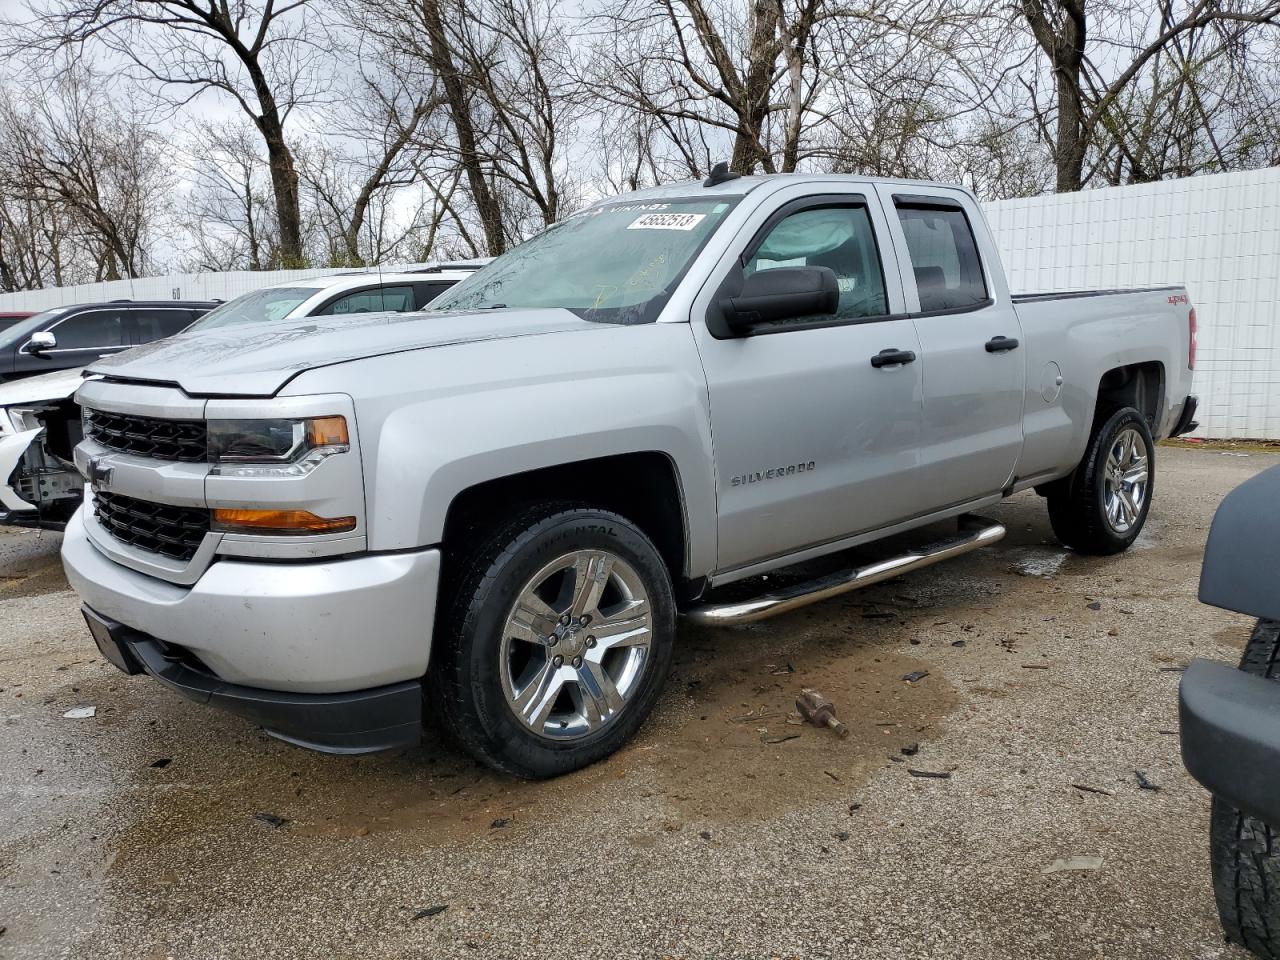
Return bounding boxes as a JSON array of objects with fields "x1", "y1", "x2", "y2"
[
  {"x1": 183, "y1": 287, "x2": 315, "y2": 332},
  {"x1": 429, "y1": 197, "x2": 738, "y2": 324},
  {"x1": 0, "y1": 308, "x2": 69, "y2": 346}
]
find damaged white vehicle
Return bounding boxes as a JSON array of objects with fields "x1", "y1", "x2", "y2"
[
  {"x1": 0, "y1": 267, "x2": 479, "y2": 528},
  {"x1": 0, "y1": 367, "x2": 91, "y2": 528}
]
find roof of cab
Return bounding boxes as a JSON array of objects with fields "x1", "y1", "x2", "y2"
[{"x1": 592, "y1": 172, "x2": 979, "y2": 204}]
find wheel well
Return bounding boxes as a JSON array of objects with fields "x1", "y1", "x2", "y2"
[
  {"x1": 1096, "y1": 361, "x2": 1163, "y2": 430},
  {"x1": 441, "y1": 452, "x2": 689, "y2": 583}
]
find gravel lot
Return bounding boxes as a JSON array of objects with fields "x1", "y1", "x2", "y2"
[{"x1": 0, "y1": 446, "x2": 1275, "y2": 960}]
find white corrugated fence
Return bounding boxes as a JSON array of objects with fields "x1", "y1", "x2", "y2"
[{"x1": 985, "y1": 166, "x2": 1280, "y2": 439}]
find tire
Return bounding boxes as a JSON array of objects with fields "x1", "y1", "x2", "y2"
[
  {"x1": 1047, "y1": 406, "x2": 1155, "y2": 555},
  {"x1": 427, "y1": 501, "x2": 676, "y2": 779},
  {"x1": 1210, "y1": 620, "x2": 1280, "y2": 959}
]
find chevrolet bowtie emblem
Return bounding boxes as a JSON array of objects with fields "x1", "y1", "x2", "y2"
[{"x1": 83, "y1": 457, "x2": 114, "y2": 486}]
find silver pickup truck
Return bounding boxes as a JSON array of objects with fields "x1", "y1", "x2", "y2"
[{"x1": 61, "y1": 172, "x2": 1199, "y2": 777}]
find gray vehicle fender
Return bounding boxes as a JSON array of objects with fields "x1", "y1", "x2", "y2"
[
  {"x1": 284, "y1": 324, "x2": 718, "y2": 578},
  {"x1": 1199, "y1": 462, "x2": 1280, "y2": 621}
]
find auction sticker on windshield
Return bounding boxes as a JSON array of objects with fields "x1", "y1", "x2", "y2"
[{"x1": 628, "y1": 213, "x2": 707, "y2": 231}]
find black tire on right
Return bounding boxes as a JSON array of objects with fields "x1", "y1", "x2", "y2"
[
  {"x1": 1210, "y1": 619, "x2": 1280, "y2": 959},
  {"x1": 1047, "y1": 406, "x2": 1155, "y2": 555}
]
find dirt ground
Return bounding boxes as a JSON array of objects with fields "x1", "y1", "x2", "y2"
[{"x1": 0, "y1": 446, "x2": 1275, "y2": 960}]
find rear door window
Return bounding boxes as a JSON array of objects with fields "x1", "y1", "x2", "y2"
[
  {"x1": 316, "y1": 285, "x2": 416, "y2": 316},
  {"x1": 124, "y1": 308, "x2": 198, "y2": 344},
  {"x1": 49, "y1": 310, "x2": 125, "y2": 349},
  {"x1": 894, "y1": 203, "x2": 988, "y2": 312}
]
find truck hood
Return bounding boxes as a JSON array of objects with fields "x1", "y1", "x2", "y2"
[
  {"x1": 87, "y1": 308, "x2": 601, "y2": 396},
  {"x1": 0, "y1": 366, "x2": 90, "y2": 407}
]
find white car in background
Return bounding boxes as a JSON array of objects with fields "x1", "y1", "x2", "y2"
[{"x1": 0, "y1": 265, "x2": 478, "y2": 528}]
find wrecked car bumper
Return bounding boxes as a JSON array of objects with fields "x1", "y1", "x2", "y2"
[
  {"x1": 1180, "y1": 658, "x2": 1280, "y2": 825},
  {"x1": 0, "y1": 427, "x2": 41, "y2": 514}
]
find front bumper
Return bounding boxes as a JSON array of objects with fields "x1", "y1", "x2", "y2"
[
  {"x1": 83, "y1": 605, "x2": 422, "y2": 753},
  {"x1": 61, "y1": 508, "x2": 441, "y2": 693},
  {"x1": 1180, "y1": 658, "x2": 1280, "y2": 824}
]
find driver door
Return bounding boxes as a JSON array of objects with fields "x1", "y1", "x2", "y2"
[{"x1": 690, "y1": 185, "x2": 926, "y2": 575}]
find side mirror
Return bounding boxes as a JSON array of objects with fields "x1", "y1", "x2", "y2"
[
  {"x1": 719, "y1": 266, "x2": 839, "y2": 334},
  {"x1": 26, "y1": 331, "x2": 56, "y2": 354}
]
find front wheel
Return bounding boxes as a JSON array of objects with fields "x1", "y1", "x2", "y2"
[
  {"x1": 428, "y1": 503, "x2": 676, "y2": 779},
  {"x1": 1210, "y1": 620, "x2": 1280, "y2": 959},
  {"x1": 1047, "y1": 406, "x2": 1155, "y2": 555}
]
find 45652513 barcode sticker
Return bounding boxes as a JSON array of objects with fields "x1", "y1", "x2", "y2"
[{"x1": 627, "y1": 213, "x2": 706, "y2": 231}]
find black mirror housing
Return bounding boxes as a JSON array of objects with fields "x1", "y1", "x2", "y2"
[{"x1": 718, "y1": 265, "x2": 839, "y2": 335}]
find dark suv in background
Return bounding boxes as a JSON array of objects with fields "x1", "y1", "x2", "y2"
[{"x1": 0, "y1": 300, "x2": 218, "y2": 382}]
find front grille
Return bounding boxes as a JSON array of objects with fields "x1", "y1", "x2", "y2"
[
  {"x1": 93, "y1": 491, "x2": 210, "y2": 562},
  {"x1": 84, "y1": 408, "x2": 207, "y2": 463}
]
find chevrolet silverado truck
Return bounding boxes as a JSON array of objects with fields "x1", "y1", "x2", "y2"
[{"x1": 61, "y1": 171, "x2": 1199, "y2": 778}]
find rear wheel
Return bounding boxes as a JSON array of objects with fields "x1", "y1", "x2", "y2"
[
  {"x1": 1210, "y1": 620, "x2": 1280, "y2": 959},
  {"x1": 1047, "y1": 406, "x2": 1154, "y2": 555},
  {"x1": 429, "y1": 502, "x2": 676, "y2": 779}
]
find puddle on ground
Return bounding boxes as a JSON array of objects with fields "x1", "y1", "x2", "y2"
[{"x1": 100, "y1": 609, "x2": 959, "y2": 884}]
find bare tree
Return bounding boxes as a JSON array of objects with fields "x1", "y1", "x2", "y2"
[
  {"x1": 0, "y1": 70, "x2": 170, "y2": 280},
  {"x1": 12, "y1": 0, "x2": 333, "y2": 265},
  {"x1": 1019, "y1": 0, "x2": 1280, "y2": 192},
  {"x1": 181, "y1": 121, "x2": 279, "y2": 271},
  {"x1": 298, "y1": 44, "x2": 444, "y2": 266}
]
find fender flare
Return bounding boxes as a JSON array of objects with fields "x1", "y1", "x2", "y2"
[{"x1": 1199, "y1": 462, "x2": 1280, "y2": 621}]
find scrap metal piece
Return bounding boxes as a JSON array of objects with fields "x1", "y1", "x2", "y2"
[{"x1": 796, "y1": 688, "x2": 849, "y2": 738}]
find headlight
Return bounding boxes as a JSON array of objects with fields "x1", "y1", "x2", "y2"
[{"x1": 207, "y1": 416, "x2": 349, "y2": 477}]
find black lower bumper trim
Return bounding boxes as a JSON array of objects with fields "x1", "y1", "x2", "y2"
[
  {"x1": 1180, "y1": 658, "x2": 1280, "y2": 824},
  {"x1": 1171, "y1": 394, "x2": 1199, "y2": 437},
  {"x1": 83, "y1": 605, "x2": 422, "y2": 754}
]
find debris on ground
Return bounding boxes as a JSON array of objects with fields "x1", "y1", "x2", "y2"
[
  {"x1": 907, "y1": 769, "x2": 951, "y2": 779},
  {"x1": 412, "y1": 905, "x2": 447, "y2": 920},
  {"x1": 254, "y1": 812, "x2": 290, "y2": 829},
  {"x1": 796, "y1": 688, "x2": 850, "y2": 737},
  {"x1": 1071, "y1": 784, "x2": 1113, "y2": 796},
  {"x1": 1021, "y1": 664, "x2": 1050, "y2": 670},
  {"x1": 761, "y1": 732, "x2": 801, "y2": 744},
  {"x1": 901, "y1": 743, "x2": 919, "y2": 756},
  {"x1": 490, "y1": 818, "x2": 509, "y2": 829},
  {"x1": 61, "y1": 706, "x2": 95, "y2": 719},
  {"x1": 148, "y1": 758, "x2": 172, "y2": 769},
  {"x1": 699, "y1": 830, "x2": 712, "y2": 840},
  {"x1": 1086, "y1": 601, "x2": 1102, "y2": 611},
  {"x1": 1135, "y1": 770, "x2": 1161, "y2": 791},
  {"x1": 901, "y1": 670, "x2": 929, "y2": 684},
  {"x1": 951, "y1": 639, "x2": 966, "y2": 647},
  {"x1": 770, "y1": 662, "x2": 795, "y2": 675},
  {"x1": 1042, "y1": 855, "x2": 1103, "y2": 874}
]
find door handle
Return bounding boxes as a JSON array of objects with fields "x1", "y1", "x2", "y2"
[
  {"x1": 985, "y1": 336, "x2": 1020, "y2": 352},
  {"x1": 870, "y1": 348, "x2": 917, "y2": 368}
]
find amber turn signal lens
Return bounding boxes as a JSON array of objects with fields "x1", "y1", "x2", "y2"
[
  {"x1": 212, "y1": 508, "x2": 356, "y2": 534},
  {"x1": 308, "y1": 416, "x2": 349, "y2": 447}
]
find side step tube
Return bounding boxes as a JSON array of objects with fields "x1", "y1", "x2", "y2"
[{"x1": 684, "y1": 515, "x2": 1006, "y2": 626}]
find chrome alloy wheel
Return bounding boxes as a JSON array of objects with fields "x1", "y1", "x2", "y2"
[
  {"x1": 1103, "y1": 426, "x2": 1149, "y2": 533},
  {"x1": 499, "y1": 550, "x2": 652, "y2": 740}
]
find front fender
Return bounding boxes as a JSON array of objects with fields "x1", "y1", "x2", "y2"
[
  {"x1": 1199, "y1": 463, "x2": 1280, "y2": 620},
  {"x1": 284, "y1": 324, "x2": 718, "y2": 578}
]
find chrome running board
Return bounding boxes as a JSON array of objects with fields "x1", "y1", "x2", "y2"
[{"x1": 684, "y1": 514, "x2": 1006, "y2": 626}]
